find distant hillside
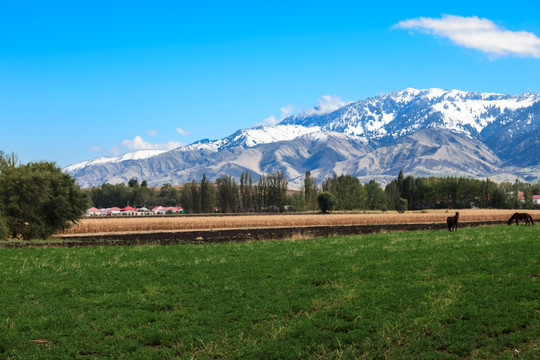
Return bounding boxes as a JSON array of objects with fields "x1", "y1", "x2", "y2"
[{"x1": 65, "y1": 88, "x2": 540, "y2": 188}]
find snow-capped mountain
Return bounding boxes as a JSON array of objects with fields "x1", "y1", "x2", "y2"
[
  {"x1": 281, "y1": 88, "x2": 540, "y2": 141},
  {"x1": 64, "y1": 88, "x2": 540, "y2": 188},
  {"x1": 64, "y1": 149, "x2": 168, "y2": 173}
]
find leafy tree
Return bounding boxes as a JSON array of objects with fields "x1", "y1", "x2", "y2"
[
  {"x1": 128, "y1": 178, "x2": 139, "y2": 188},
  {"x1": 395, "y1": 198, "x2": 408, "y2": 213},
  {"x1": 322, "y1": 174, "x2": 365, "y2": 210},
  {"x1": 304, "y1": 171, "x2": 318, "y2": 211},
  {"x1": 180, "y1": 181, "x2": 197, "y2": 213},
  {"x1": 131, "y1": 184, "x2": 152, "y2": 207},
  {"x1": 290, "y1": 191, "x2": 305, "y2": 212},
  {"x1": 200, "y1": 174, "x2": 214, "y2": 213},
  {"x1": 0, "y1": 151, "x2": 18, "y2": 171},
  {"x1": 190, "y1": 179, "x2": 201, "y2": 213},
  {"x1": 159, "y1": 183, "x2": 179, "y2": 206},
  {"x1": 90, "y1": 183, "x2": 130, "y2": 208},
  {"x1": 365, "y1": 180, "x2": 387, "y2": 210},
  {"x1": 216, "y1": 175, "x2": 239, "y2": 213},
  {"x1": 240, "y1": 171, "x2": 254, "y2": 212},
  {"x1": 0, "y1": 161, "x2": 88, "y2": 239},
  {"x1": 256, "y1": 171, "x2": 288, "y2": 211},
  {"x1": 317, "y1": 192, "x2": 337, "y2": 213}
]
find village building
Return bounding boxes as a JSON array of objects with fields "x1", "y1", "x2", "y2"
[
  {"x1": 85, "y1": 207, "x2": 102, "y2": 216},
  {"x1": 120, "y1": 206, "x2": 137, "y2": 215}
]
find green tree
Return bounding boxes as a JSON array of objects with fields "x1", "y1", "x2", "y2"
[
  {"x1": 395, "y1": 198, "x2": 408, "y2": 213},
  {"x1": 0, "y1": 161, "x2": 88, "y2": 239},
  {"x1": 0, "y1": 215, "x2": 7, "y2": 239},
  {"x1": 239, "y1": 171, "x2": 254, "y2": 212},
  {"x1": 365, "y1": 180, "x2": 387, "y2": 210},
  {"x1": 128, "y1": 178, "x2": 139, "y2": 188},
  {"x1": 90, "y1": 183, "x2": 130, "y2": 208},
  {"x1": 159, "y1": 183, "x2": 179, "y2": 206},
  {"x1": 200, "y1": 174, "x2": 214, "y2": 213},
  {"x1": 317, "y1": 192, "x2": 337, "y2": 214},
  {"x1": 304, "y1": 171, "x2": 318, "y2": 211},
  {"x1": 322, "y1": 174, "x2": 365, "y2": 210},
  {"x1": 0, "y1": 151, "x2": 18, "y2": 171},
  {"x1": 256, "y1": 171, "x2": 288, "y2": 211},
  {"x1": 216, "y1": 175, "x2": 239, "y2": 213}
]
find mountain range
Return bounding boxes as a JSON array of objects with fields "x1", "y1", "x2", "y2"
[{"x1": 64, "y1": 88, "x2": 540, "y2": 188}]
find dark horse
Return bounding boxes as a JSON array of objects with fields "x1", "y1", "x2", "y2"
[
  {"x1": 507, "y1": 212, "x2": 535, "y2": 226},
  {"x1": 447, "y1": 211, "x2": 459, "y2": 231}
]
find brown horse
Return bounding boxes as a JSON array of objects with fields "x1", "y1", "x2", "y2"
[
  {"x1": 447, "y1": 211, "x2": 459, "y2": 231},
  {"x1": 507, "y1": 212, "x2": 535, "y2": 226}
]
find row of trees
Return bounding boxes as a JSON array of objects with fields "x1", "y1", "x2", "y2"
[
  {"x1": 0, "y1": 152, "x2": 88, "y2": 239},
  {"x1": 90, "y1": 171, "x2": 290, "y2": 213},
  {"x1": 88, "y1": 170, "x2": 540, "y2": 214}
]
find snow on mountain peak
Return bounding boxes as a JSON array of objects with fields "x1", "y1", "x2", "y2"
[
  {"x1": 175, "y1": 124, "x2": 323, "y2": 153},
  {"x1": 63, "y1": 149, "x2": 167, "y2": 173}
]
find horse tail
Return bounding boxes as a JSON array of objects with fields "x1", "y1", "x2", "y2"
[{"x1": 529, "y1": 214, "x2": 535, "y2": 225}]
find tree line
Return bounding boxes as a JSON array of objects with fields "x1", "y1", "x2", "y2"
[
  {"x1": 88, "y1": 170, "x2": 540, "y2": 213},
  {"x1": 89, "y1": 171, "x2": 289, "y2": 213}
]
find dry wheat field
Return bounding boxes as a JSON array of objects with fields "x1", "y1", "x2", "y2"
[{"x1": 60, "y1": 209, "x2": 540, "y2": 235}]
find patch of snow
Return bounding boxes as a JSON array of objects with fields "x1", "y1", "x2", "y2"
[
  {"x1": 64, "y1": 150, "x2": 167, "y2": 172},
  {"x1": 225, "y1": 125, "x2": 322, "y2": 148}
]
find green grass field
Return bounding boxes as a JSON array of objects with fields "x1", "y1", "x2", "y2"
[{"x1": 0, "y1": 226, "x2": 538, "y2": 359}]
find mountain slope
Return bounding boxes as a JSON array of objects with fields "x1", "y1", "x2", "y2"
[{"x1": 64, "y1": 88, "x2": 540, "y2": 188}]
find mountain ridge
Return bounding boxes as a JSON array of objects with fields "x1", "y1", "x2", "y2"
[{"x1": 64, "y1": 88, "x2": 540, "y2": 188}]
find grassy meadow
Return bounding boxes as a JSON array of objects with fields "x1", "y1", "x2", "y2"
[{"x1": 0, "y1": 225, "x2": 538, "y2": 359}]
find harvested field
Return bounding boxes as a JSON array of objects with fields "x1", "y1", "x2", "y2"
[{"x1": 60, "y1": 209, "x2": 540, "y2": 235}]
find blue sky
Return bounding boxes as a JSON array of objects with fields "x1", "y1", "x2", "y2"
[{"x1": 1, "y1": 0, "x2": 540, "y2": 167}]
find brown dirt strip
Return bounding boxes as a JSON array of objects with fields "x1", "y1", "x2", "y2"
[{"x1": 0, "y1": 220, "x2": 513, "y2": 248}]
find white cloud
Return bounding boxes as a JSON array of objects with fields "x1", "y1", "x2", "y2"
[
  {"x1": 148, "y1": 129, "x2": 158, "y2": 136},
  {"x1": 260, "y1": 115, "x2": 280, "y2": 126},
  {"x1": 176, "y1": 127, "x2": 191, "y2": 136},
  {"x1": 89, "y1": 145, "x2": 104, "y2": 152},
  {"x1": 394, "y1": 14, "x2": 540, "y2": 58},
  {"x1": 305, "y1": 95, "x2": 351, "y2": 116},
  {"x1": 280, "y1": 105, "x2": 297, "y2": 118},
  {"x1": 257, "y1": 96, "x2": 349, "y2": 127},
  {"x1": 121, "y1": 135, "x2": 183, "y2": 151},
  {"x1": 257, "y1": 105, "x2": 298, "y2": 126}
]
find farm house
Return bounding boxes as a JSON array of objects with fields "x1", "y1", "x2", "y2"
[{"x1": 85, "y1": 207, "x2": 102, "y2": 216}]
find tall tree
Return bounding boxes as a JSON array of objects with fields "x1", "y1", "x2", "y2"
[
  {"x1": 365, "y1": 179, "x2": 387, "y2": 210},
  {"x1": 304, "y1": 171, "x2": 318, "y2": 211},
  {"x1": 259, "y1": 171, "x2": 288, "y2": 211},
  {"x1": 200, "y1": 174, "x2": 214, "y2": 213},
  {"x1": 216, "y1": 175, "x2": 239, "y2": 213}
]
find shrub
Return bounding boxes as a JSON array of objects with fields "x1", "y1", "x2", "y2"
[
  {"x1": 396, "y1": 198, "x2": 408, "y2": 213},
  {"x1": 317, "y1": 192, "x2": 337, "y2": 214}
]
